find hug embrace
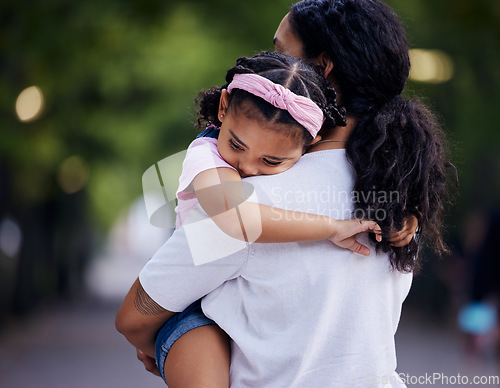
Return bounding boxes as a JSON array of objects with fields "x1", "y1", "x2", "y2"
[{"x1": 116, "y1": 0, "x2": 452, "y2": 387}]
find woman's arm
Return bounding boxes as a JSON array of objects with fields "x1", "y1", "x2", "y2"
[
  {"x1": 192, "y1": 167, "x2": 380, "y2": 255},
  {"x1": 115, "y1": 278, "x2": 174, "y2": 358}
]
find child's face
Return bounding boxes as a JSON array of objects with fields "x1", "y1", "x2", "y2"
[{"x1": 217, "y1": 109, "x2": 304, "y2": 178}]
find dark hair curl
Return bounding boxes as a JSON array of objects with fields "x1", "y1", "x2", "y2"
[
  {"x1": 196, "y1": 51, "x2": 346, "y2": 147},
  {"x1": 290, "y1": 0, "x2": 453, "y2": 272}
]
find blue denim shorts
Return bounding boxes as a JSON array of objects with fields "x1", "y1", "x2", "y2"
[{"x1": 155, "y1": 299, "x2": 216, "y2": 382}]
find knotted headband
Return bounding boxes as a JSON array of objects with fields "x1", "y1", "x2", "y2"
[{"x1": 226, "y1": 73, "x2": 325, "y2": 138}]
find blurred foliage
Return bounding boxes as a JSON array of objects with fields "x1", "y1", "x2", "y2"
[
  {"x1": 388, "y1": 0, "x2": 500, "y2": 215},
  {"x1": 0, "y1": 0, "x2": 290, "y2": 229},
  {"x1": 388, "y1": 0, "x2": 500, "y2": 316},
  {"x1": 0, "y1": 0, "x2": 499, "y2": 316},
  {"x1": 0, "y1": 0, "x2": 292, "y2": 316}
]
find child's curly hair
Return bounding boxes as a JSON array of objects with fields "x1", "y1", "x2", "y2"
[{"x1": 196, "y1": 51, "x2": 346, "y2": 147}]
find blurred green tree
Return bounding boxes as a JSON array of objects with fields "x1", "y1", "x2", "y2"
[{"x1": 0, "y1": 0, "x2": 291, "y2": 317}]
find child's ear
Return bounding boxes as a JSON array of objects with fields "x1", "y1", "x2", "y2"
[{"x1": 218, "y1": 90, "x2": 230, "y2": 121}]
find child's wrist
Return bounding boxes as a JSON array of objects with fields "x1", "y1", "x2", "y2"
[{"x1": 327, "y1": 217, "x2": 338, "y2": 239}]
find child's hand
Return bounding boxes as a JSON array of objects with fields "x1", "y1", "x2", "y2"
[{"x1": 328, "y1": 219, "x2": 382, "y2": 256}]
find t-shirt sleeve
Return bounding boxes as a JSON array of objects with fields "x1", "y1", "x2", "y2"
[
  {"x1": 139, "y1": 205, "x2": 250, "y2": 312},
  {"x1": 177, "y1": 137, "x2": 236, "y2": 201}
]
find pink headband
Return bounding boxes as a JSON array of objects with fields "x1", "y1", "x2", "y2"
[{"x1": 226, "y1": 73, "x2": 325, "y2": 138}]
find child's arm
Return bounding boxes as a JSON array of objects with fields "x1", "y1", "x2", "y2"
[{"x1": 191, "y1": 167, "x2": 381, "y2": 256}]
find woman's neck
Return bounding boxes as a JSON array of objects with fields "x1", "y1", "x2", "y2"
[{"x1": 306, "y1": 115, "x2": 358, "y2": 153}]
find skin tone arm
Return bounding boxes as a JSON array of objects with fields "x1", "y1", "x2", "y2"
[
  {"x1": 191, "y1": 166, "x2": 381, "y2": 256},
  {"x1": 117, "y1": 279, "x2": 231, "y2": 383},
  {"x1": 115, "y1": 278, "x2": 172, "y2": 359}
]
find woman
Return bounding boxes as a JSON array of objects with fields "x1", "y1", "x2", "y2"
[
  {"x1": 274, "y1": 0, "x2": 448, "y2": 271},
  {"x1": 116, "y1": 0, "x2": 450, "y2": 386}
]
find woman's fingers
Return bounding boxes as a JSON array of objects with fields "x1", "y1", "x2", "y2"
[
  {"x1": 351, "y1": 215, "x2": 417, "y2": 247},
  {"x1": 390, "y1": 233, "x2": 413, "y2": 248},
  {"x1": 389, "y1": 227, "x2": 412, "y2": 245},
  {"x1": 137, "y1": 349, "x2": 161, "y2": 377},
  {"x1": 389, "y1": 229, "x2": 403, "y2": 241},
  {"x1": 389, "y1": 215, "x2": 418, "y2": 246}
]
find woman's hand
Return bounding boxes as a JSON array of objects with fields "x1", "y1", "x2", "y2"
[
  {"x1": 329, "y1": 219, "x2": 382, "y2": 256},
  {"x1": 389, "y1": 215, "x2": 418, "y2": 247},
  {"x1": 137, "y1": 349, "x2": 161, "y2": 377}
]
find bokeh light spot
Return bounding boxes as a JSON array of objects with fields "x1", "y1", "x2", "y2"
[
  {"x1": 15, "y1": 86, "x2": 45, "y2": 122},
  {"x1": 409, "y1": 49, "x2": 454, "y2": 84},
  {"x1": 57, "y1": 155, "x2": 89, "y2": 194},
  {"x1": 0, "y1": 218, "x2": 22, "y2": 258}
]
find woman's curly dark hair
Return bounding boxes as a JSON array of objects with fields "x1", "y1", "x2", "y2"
[
  {"x1": 196, "y1": 51, "x2": 346, "y2": 147},
  {"x1": 290, "y1": 0, "x2": 453, "y2": 272}
]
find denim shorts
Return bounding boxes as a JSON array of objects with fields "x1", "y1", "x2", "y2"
[{"x1": 155, "y1": 299, "x2": 216, "y2": 382}]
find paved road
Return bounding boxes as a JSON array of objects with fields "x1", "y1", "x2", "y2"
[
  {"x1": 0, "y1": 297, "x2": 164, "y2": 388},
  {"x1": 395, "y1": 310, "x2": 499, "y2": 387},
  {"x1": 0, "y1": 296, "x2": 498, "y2": 388}
]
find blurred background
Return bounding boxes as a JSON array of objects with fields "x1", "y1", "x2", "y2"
[{"x1": 0, "y1": 0, "x2": 499, "y2": 386}]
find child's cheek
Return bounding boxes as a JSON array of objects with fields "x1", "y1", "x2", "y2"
[
  {"x1": 268, "y1": 164, "x2": 292, "y2": 176},
  {"x1": 218, "y1": 145, "x2": 237, "y2": 170},
  {"x1": 278, "y1": 159, "x2": 300, "y2": 174}
]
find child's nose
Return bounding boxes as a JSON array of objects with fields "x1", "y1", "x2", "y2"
[{"x1": 238, "y1": 162, "x2": 259, "y2": 177}]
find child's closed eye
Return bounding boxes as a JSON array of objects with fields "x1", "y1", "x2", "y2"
[
  {"x1": 229, "y1": 139, "x2": 244, "y2": 151},
  {"x1": 263, "y1": 158, "x2": 282, "y2": 166}
]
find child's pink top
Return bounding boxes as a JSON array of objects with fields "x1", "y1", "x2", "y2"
[{"x1": 176, "y1": 137, "x2": 236, "y2": 227}]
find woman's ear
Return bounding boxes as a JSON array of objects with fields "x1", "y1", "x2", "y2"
[
  {"x1": 308, "y1": 135, "x2": 322, "y2": 149},
  {"x1": 218, "y1": 89, "x2": 230, "y2": 121},
  {"x1": 303, "y1": 135, "x2": 322, "y2": 153},
  {"x1": 316, "y1": 52, "x2": 334, "y2": 80}
]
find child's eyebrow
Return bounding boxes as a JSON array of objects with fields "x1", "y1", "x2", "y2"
[{"x1": 229, "y1": 130, "x2": 248, "y2": 148}]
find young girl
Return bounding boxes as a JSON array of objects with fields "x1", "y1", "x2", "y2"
[
  {"x1": 153, "y1": 51, "x2": 381, "y2": 386},
  {"x1": 177, "y1": 52, "x2": 380, "y2": 251}
]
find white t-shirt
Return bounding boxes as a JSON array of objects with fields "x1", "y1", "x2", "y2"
[{"x1": 140, "y1": 149, "x2": 412, "y2": 387}]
